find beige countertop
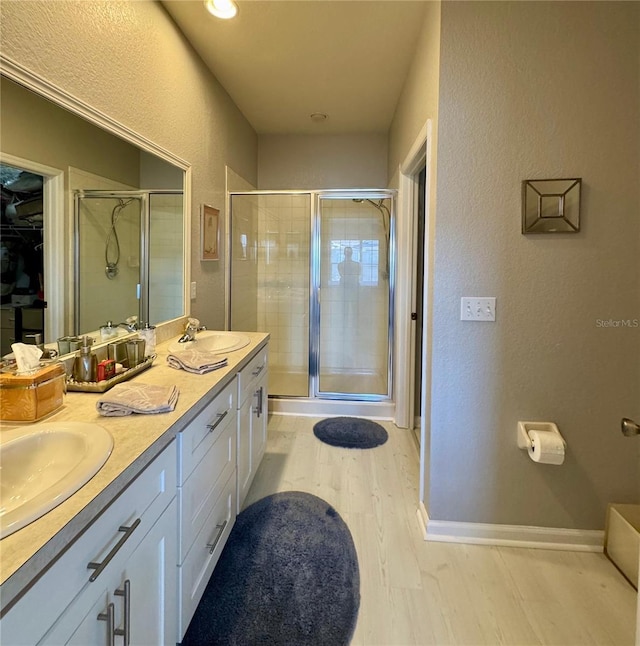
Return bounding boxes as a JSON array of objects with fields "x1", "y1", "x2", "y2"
[{"x1": 0, "y1": 330, "x2": 269, "y2": 613}]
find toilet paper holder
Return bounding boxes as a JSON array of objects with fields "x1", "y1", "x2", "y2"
[{"x1": 517, "y1": 421, "x2": 565, "y2": 451}]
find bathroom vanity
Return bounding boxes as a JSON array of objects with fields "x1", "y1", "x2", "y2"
[{"x1": 0, "y1": 331, "x2": 269, "y2": 644}]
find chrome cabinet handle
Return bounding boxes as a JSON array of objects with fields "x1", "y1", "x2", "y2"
[
  {"x1": 87, "y1": 519, "x2": 141, "y2": 582},
  {"x1": 114, "y1": 579, "x2": 131, "y2": 646},
  {"x1": 206, "y1": 520, "x2": 228, "y2": 554},
  {"x1": 252, "y1": 364, "x2": 264, "y2": 377},
  {"x1": 254, "y1": 386, "x2": 264, "y2": 418},
  {"x1": 97, "y1": 602, "x2": 116, "y2": 646},
  {"x1": 207, "y1": 410, "x2": 228, "y2": 433}
]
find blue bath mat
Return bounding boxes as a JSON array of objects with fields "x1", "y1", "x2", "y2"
[
  {"x1": 314, "y1": 416, "x2": 388, "y2": 449},
  {"x1": 181, "y1": 491, "x2": 360, "y2": 646}
]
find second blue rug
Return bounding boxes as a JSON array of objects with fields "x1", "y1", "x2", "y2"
[{"x1": 313, "y1": 416, "x2": 388, "y2": 449}]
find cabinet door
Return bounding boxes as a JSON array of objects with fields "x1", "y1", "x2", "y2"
[
  {"x1": 237, "y1": 393, "x2": 254, "y2": 512},
  {"x1": 125, "y1": 498, "x2": 177, "y2": 646},
  {"x1": 40, "y1": 585, "x2": 111, "y2": 645},
  {"x1": 40, "y1": 500, "x2": 177, "y2": 646},
  {"x1": 251, "y1": 375, "x2": 268, "y2": 471},
  {"x1": 237, "y1": 374, "x2": 268, "y2": 513}
]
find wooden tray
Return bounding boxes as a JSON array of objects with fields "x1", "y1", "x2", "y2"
[{"x1": 66, "y1": 354, "x2": 156, "y2": 393}]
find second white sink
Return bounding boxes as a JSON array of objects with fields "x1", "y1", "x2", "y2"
[
  {"x1": 167, "y1": 330, "x2": 250, "y2": 354},
  {"x1": 0, "y1": 422, "x2": 114, "y2": 539}
]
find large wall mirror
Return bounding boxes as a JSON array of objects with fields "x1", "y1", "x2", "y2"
[{"x1": 0, "y1": 72, "x2": 190, "y2": 355}]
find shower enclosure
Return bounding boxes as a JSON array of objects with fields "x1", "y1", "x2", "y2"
[
  {"x1": 229, "y1": 191, "x2": 394, "y2": 402},
  {"x1": 74, "y1": 190, "x2": 183, "y2": 333}
]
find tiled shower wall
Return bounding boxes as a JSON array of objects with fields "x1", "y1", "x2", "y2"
[{"x1": 256, "y1": 194, "x2": 310, "y2": 395}]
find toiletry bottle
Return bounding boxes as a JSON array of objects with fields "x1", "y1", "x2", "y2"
[{"x1": 73, "y1": 336, "x2": 97, "y2": 382}]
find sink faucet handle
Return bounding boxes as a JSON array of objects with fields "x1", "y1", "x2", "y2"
[{"x1": 186, "y1": 317, "x2": 200, "y2": 330}]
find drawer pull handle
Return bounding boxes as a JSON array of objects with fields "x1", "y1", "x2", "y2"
[
  {"x1": 206, "y1": 520, "x2": 228, "y2": 554},
  {"x1": 97, "y1": 602, "x2": 116, "y2": 646},
  {"x1": 206, "y1": 410, "x2": 229, "y2": 433},
  {"x1": 87, "y1": 519, "x2": 141, "y2": 582},
  {"x1": 114, "y1": 579, "x2": 131, "y2": 646},
  {"x1": 251, "y1": 364, "x2": 264, "y2": 377}
]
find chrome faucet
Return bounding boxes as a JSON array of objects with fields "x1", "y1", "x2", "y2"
[
  {"x1": 118, "y1": 316, "x2": 139, "y2": 333},
  {"x1": 178, "y1": 318, "x2": 206, "y2": 343}
]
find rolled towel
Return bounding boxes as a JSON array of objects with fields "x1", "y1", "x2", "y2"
[
  {"x1": 96, "y1": 382, "x2": 179, "y2": 417},
  {"x1": 167, "y1": 349, "x2": 228, "y2": 375}
]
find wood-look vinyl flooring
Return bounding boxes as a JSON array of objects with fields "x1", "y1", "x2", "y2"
[{"x1": 244, "y1": 413, "x2": 638, "y2": 646}]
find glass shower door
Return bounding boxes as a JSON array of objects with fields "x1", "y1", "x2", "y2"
[
  {"x1": 230, "y1": 193, "x2": 311, "y2": 397},
  {"x1": 315, "y1": 196, "x2": 392, "y2": 399}
]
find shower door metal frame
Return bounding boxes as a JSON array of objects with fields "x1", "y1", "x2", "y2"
[
  {"x1": 311, "y1": 190, "x2": 395, "y2": 402},
  {"x1": 227, "y1": 189, "x2": 396, "y2": 402}
]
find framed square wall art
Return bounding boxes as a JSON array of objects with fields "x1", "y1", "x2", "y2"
[
  {"x1": 522, "y1": 178, "x2": 582, "y2": 233},
  {"x1": 201, "y1": 204, "x2": 220, "y2": 261}
]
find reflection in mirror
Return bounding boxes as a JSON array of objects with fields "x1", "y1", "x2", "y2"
[
  {"x1": 0, "y1": 74, "x2": 187, "y2": 350},
  {"x1": 74, "y1": 190, "x2": 183, "y2": 334}
]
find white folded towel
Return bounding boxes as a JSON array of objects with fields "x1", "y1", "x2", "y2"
[
  {"x1": 166, "y1": 349, "x2": 228, "y2": 375},
  {"x1": 96, "y1": 382, "x2": 179, "y2": 417}
]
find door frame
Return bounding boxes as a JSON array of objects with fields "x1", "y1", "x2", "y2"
[
  {"x1": 0, "y1": 152, "x2": 65, "y2": 342},
  {"x1": 395, "y1": 120, "x2": 435, "y2": 506},
  {"x1": 312, "y1": 190, "x2": 395, "y2": 402}
]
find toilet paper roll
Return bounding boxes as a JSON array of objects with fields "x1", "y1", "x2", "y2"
[{"x1": 528, "y1": 429, "x2": 565, "y2": 465}]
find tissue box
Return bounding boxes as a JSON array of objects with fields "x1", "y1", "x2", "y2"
[{"x1": 0, "y1": 363, "x2": 66, "y2": 422}]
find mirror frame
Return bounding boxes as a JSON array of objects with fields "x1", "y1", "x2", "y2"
[{"x1": 0, "y1": 53, "x2": 192, "y2": 342}]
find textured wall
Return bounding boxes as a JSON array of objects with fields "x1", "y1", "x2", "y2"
[
  {"x1": 431, "y1": 1, "x2": 640, "y2": 528},
  {"x1": 257, "y1": 134, "x2": 388, "y2": 190},
  {"x1": 0, "y1": 0, "x2": 258, "y2": 331}
]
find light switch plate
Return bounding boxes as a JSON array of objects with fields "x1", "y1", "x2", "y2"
[
  {"x1": 190, "y1": 281, "x2": 197, "y2": 300},
  {"x1": 461, "y1": 297, "x2": 496, "y2": 321}
]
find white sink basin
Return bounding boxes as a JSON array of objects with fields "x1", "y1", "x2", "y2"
[
  {"x1": 167, "y1": 330, "x2": 251, "y2": 354},
  {"x1": 0, "y1": 422, "x2": 113, "y2": 539}
]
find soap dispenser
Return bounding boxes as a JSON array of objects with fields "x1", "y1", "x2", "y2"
[
  {"x1": 73, "y1": 336, "x2": 97, "y2": 382},
  {"x1": 100, "y1": 320, "x2": 118, "y2": 341}
]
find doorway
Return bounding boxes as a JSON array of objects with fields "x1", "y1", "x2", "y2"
[{"x1": 412, "y1": 166, "x2": 427, "y2": 446}]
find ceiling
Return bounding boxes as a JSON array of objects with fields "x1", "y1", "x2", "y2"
[{"x1": 161, "y1": 1, "x2": 428, "y2": 135}]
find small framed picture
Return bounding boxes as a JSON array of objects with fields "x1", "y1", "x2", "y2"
[{"x1": 201, "y1": 204, "x2": 220, "y2": 261}]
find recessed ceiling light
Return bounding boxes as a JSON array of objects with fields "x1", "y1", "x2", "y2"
[
  {"x1": 310, "y1": 112, "x2": 328, "y2": 123},
  {"x1": 204, "y1": 0, "x2": 238, "y2": 20}
]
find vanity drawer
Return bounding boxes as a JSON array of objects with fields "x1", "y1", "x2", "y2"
[
  {"x1": 177, "y1": 419, "x2": 236, "y2": 563},
  {"x1": 177, "y1": 378, "x2": 236, "y2": 485},
  {"x1": 177, "y1": 470, "x2": 236, "y2": 641},
  {"x1": 237, "y1": 345, "x2": 268, "y2": 406},
  {"x1": 0, "y1": 441, "x2": 176, "y2": 645}
]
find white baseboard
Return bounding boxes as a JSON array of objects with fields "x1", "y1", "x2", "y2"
[{"x1": 417, "y1": 502, "x2": 604, "y2": 552}]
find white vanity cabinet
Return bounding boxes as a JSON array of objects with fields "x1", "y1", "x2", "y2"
[
  {"x1": 0, "y1": 440, "x2": 177, "y2": 646},
  {"x1": 176, "y1": 378, "x2": 237, "y2": 642},
  {"x1": 236, "y1": 345, "x2": 268, "y2": 513}
]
